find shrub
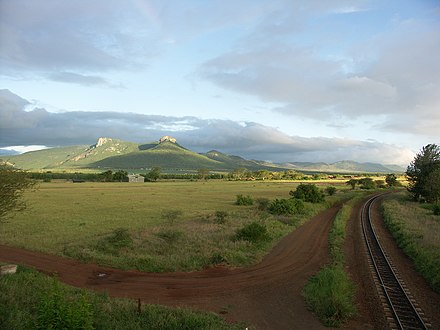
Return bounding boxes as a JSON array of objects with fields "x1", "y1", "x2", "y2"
[
  {"x1": 97, "y1": 228, "x2": 133, "y2": 254},
  {"x1": 268, "y1": 198, "x2": 305, "y2": 215},
  {"x1": 210, "y1": 252, "x2": 226, "y2": 265},
  {"x1": 256, "y1": 198, "x2": 270, "y2": 211},
  {"x1": 433, "y1": 204, "x2": 440, "y2": 216},
  {"x1": 290, "y1": 184, "x2": 325, "y2": 203},
  {"x1": 325, "y1": 186, "x2": 337, "y2": 196},
  {"x1": 37, "y1": 279, "x2": 94, "y2": 330},
  {"x1": 155, "y1": 229, "x2": 183, "y2": 243},
  {"x1": 104, "y1": 228, "x2": 133, "y2": 250},
  {"x1": 235, "y1": 194, "x2": 254, "y2": 206},
  {"x1": 303, "y1": 265, "x2": 356, "y2": 327},
  {"x1": 214, "y1": 211, "x2": 228, "y2": 224},
  {"x1": 234, "y1": 222, "x2": 269, "y2": 243},
  {"x1": 358, "y1": 178, "x2": 376, "y2": 190}
]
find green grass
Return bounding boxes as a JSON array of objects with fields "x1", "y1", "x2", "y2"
[
  {"x1": 0, "y1": 266, "x2": 242, "y2": 329},
  {"x1": 303, "y1": 195, "x2": 365, "y2": 327},
  {"x1": 382, "y1": 192, "x2": 440, "y2": 292},
  {"x1": 303, "y1": 265, "x2": 356, "y2": 327},
  {"x1": 0, "y1": 181, "x2": 349, "y2": 272}
]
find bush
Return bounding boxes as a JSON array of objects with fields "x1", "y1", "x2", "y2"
[
  {"x1": 214, "y1": 211, "x2": 228, "y2": 224},
  {"x1": 358, "y1": 178, "x2": 376, "y2": 190},
  {"x1": 303, "y1": 265, "x2": 356, "y2": 327},
  {"x1": 256, "y1": 198, "x2": 270, "y2": 211},
  {"x1": 235, "y1": 194, "x2": 254, "y2": 206},
  {"x1": 37, "y1": 279, "x2": 94, "y2": 330},
  {"x1": 325, "y1": 186, "x2": 337, "y2": 196},
  {"x1": 97, "y1": 228, "x2": 133, "y2": 254},
  {"x1": 234, "y1": 222, "x2": 269, "y2": 243},
  {"x1": 289, "y1": 184, "x2": 325, "y2": 203},
  {"x1": 433, "y1": 204, "x2": 440, "y2": 216},
  {"x1": 268, "y1": 198, "x2": 305, "y2": 215}
]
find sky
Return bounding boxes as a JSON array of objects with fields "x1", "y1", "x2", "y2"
[{"x1": 0, "y1": 0, "x2": 439, "y2": 166}]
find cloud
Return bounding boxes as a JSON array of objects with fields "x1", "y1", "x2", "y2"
[
  {"x1": 49, "y1": 72, "x2": 111, "y2": 87},
  {"x1": 0, "y1": 0, "x2": 160, "y2": 84},
  {"x1": 198, "y1": 5, "x2": 440, "y2": 137},
  {"x1": 0, "y1": 89, "x2": 414, "y2": 165}
]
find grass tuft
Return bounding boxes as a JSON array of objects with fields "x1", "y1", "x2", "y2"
[{"x1": 303, "y1": 265, "x2": 356, "y2": 327}]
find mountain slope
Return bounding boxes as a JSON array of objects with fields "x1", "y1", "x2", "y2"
[
  {"x1": 6, "y1": 138, "x2": 138, "y2": 170},
  {"x1": 4, "y1": 136, "x2": 405, "y2": 173},
  {"x1": 282, "y1": 160, "x2": 404, "y2": 173},
  {"x1": 92, "y1": 141, "x2": 223, "y2": 170}
]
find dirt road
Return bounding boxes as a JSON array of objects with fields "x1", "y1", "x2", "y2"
[{"x1": 0, "y1": 205, "x2": 341, "y2": 329}]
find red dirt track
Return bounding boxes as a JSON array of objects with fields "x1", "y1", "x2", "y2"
[{"x1": 0, "y1": 205, "x2": 341, "y2": 329}]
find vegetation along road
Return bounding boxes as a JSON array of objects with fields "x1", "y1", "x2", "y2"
[{"x1": 0, "y1": 204, "x2": 342, "y2": 329}]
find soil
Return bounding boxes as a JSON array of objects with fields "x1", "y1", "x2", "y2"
[{"x1": 0, "y1": 205, "x2": 340, "y2": 330}]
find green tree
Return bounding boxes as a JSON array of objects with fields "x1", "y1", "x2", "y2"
[
  {"x1": 147, "y1": 167, "x2": 161, "y2": 181},
  {"x1": 325, "y1": 186, "x2": 337, "y2": 196},
  {"x1": 385, "y1": 174, "x2": 398, "y2": 187},
  {"x1": 346, "y1": 179, "x2": 358, "y2": 190},
  {"x1": 229, "y1": 168, "x2": 248, "y2": 180},
  {"x1": 289, "y1": 184, "x2": 325, "y2": 203},
  {"x1": 406, "y1": 144, "x2": 440, "y2": 202},
  {"x1": 99, "y1": 170, "x2": 113, "y2": 182},
  {"x1": 0, "y1": 166, "x2": 36, "y2": 221},
  {"x1": 113, "y1": 170, "x2": 128, "y2": 182},
  {"x1": 197, "y1": 168, "x2": 210, "y2": 180},
  {"x1": 358, "y1": 177, "x2": 376, "y2": 190},
  {"x1": 425, "y1": 168, "x2": 440, "y2": 203}
]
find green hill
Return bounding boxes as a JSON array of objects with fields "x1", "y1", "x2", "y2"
[
  {"x1": 282, "y1": 160, "x2": 404, "y2": 173},
  {"x1": 6, "y1": 138, "x2": 138, "y2": 170},
  {"x1": 92, "y1": 141, "x2": 223, "y2": 170},
  {"x1": 4, "y1": 136, "x2": 405, "y2": 173}
]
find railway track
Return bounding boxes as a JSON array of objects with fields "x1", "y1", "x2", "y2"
[{"x1": 361, "y1": 194, "x2": 429, "y2": 330}]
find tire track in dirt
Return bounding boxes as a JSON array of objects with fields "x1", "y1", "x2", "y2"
[{"x1": 0, "y1": 205, "x2": 340, "y2": 329}]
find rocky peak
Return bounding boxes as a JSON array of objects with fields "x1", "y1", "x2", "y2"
[
  {"x1": 95, "y1": 137, "x2": 112, "y2": 148},
  {"x1": 159, "y1": 136, "x2": 177, "y2": 144}
]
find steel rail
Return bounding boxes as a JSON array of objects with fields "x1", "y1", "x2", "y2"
[{"x1": 361, "y1": 194, "x2": 428, "y2": 330}]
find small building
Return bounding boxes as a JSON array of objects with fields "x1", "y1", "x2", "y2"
[{"x1": 128, "y1": 174, "x2": 145, "y2": 183}]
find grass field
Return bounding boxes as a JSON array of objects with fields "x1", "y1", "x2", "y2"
[
  {"x1": 382, "y1": 192, "x2": 440, "y2": 292},
  {"x1": 0, "y1": 180, "x2": 351, "y2": 272}
]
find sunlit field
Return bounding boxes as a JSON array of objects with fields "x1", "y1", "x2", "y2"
[{"x1": 1, "y1": 180, "x2": 352, "y2": 272}]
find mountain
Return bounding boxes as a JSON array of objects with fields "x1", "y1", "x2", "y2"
[
  {"x1": 4, "y1": 136, "x2": 405, "y2": 173},
  {"x1": 281, "y1": 160, "x2": 405, "y2": 173}
]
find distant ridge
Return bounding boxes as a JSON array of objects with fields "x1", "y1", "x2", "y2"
[
  {"x1": 2, "y1": 136, "x2": 405, "y2": 173},
  {"x1": 280, "y1": 160, "x2": 404, "y2": 173}
]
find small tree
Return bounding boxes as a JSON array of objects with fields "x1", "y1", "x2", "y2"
[
  {"x1": 289, "y1": 184, "x2": 325, "y2": 203},
  {"x1": 425, "y1": 168, "x2": 440, "y2": 203},
  {"x1": 325, "y1": 186, "x2": 337, "y2": 196},
  {"x1": 358, "y1": 177, "x2": 376, "y2": 190},
  {"x1": 406, "y1": 144, "x2": 440, "y2": 202},
  {"x1": 99, "y1": 170, "x2": 113, "y2": 182},
  {"x1": 113, "y1": 170, "x2": 128, "y2": 182},
  {"x1": 147, "y1": 167, "x2": 161, "y2": 181},
  {"x1": 0, "y1": 166, "x2": 36, "y2": 221},
  {"x1": 197, "y1": 168, "x2": 210, "y2": 180},
  {"x1": 385, "y1": 174, "x2": 398, "y2": 187},
  {"x1": 346, "y1": 179, "x2": 358, "y2": 190}
]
